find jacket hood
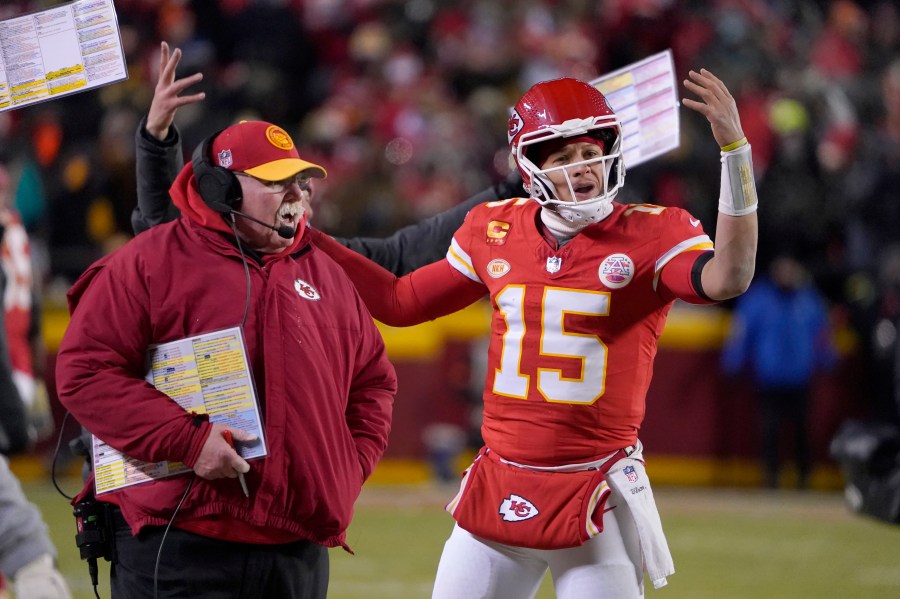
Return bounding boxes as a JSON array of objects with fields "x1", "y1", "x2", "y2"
[
  {"x1": 66, "y1": 259, "x2": 110, "y2": 315},
  {"x1": 169, "y1": 162, "x2": 307, "y2": 258}
]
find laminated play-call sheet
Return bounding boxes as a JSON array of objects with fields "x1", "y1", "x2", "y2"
[
  {"x1": 0, "y1": 0, "x2": 127, "y2": 112},
  {"x1": 590, "y1": 49, "x2": 680, "y2": 169},
  {"x1": 92, "y1": 327, "x2": 267, "y2": 495}
]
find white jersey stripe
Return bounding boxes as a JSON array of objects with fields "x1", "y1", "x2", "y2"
[
  {"x1": 447, "y1": 237, "x2": 480, "y2": 282},
  {"x1": 652, "y1": 235, "x2": 713, "y2": 291}
]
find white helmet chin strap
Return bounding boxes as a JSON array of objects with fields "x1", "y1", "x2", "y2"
[{"x1": 554, "y1": 194, "x2": 616, "y2": 225}]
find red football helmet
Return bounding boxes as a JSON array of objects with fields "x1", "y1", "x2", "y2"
[{"x1": 508, "y1": 78, "x2": 625, "y2": 226}]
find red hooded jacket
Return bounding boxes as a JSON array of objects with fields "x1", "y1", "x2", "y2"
[{"x1": 56, "y1": 163, "x2": 396, "y2": 548}]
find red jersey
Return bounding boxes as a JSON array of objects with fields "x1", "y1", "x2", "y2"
[{"x1": 446, "y1": 199, "x2": 713, "y2": 465}]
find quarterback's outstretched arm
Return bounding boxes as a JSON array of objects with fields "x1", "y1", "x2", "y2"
[
  {"x1": 342, "y1": 174, "x2": 522, "y2": 274},
  {"x1": 308, "y1": 228, "x2": 486, "y2": 326},
  {"x1": 682, "y1": 68, "x2": 758, "y2": 301}
]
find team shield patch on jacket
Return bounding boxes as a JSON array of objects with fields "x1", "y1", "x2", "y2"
[{"x1": 294, "y1": 279, "x2": 320, "y2": 301}]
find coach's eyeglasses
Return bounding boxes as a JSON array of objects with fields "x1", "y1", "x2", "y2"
[{"x1": 235, "y1": 172, "x2": 312, "y2": 193}]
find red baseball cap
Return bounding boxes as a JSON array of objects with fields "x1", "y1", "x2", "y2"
[{"x1": 210, "y1": 120, "x2": 327, "y2": 181}]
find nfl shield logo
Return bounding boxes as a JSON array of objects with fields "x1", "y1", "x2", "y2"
[
  {"x1": 624, "y1": 465, "x2": 638, "y2": 483},
  {"x1": 217, "y1": 149, "x2": 233, "y2": 168},
  {"x1": 546, "y1": 256, "x2": 562, "y2": 274}
]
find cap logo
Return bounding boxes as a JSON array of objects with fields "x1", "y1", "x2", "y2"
[
  {"x1": 217, "y1": 149, "x2": 233, "y2": 168},
  {"x1": 266, "y1": 125, "x2": 294, "y2": 151}
]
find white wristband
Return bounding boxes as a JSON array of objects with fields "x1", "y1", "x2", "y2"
[{"x1": 717, "y1": 143, "x2": 758, "y2": 216}]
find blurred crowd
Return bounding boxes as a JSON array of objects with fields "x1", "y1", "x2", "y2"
[{"x1": 0, "y1": 0, "x2": 898, "y2": 419}]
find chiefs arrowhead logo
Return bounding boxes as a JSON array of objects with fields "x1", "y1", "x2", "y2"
[
  {"x1": 294, "y1": 279, "x2": 321, "y2": 301},
  {"x1": 507, "y1": 109, "x2": 524, "y2": 144},
  {"x1": 499, "y1": 494, "x2": 539, "y2": 522}
]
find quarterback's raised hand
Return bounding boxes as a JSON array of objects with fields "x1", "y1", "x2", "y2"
[
  {"x1": 684, "y1": 68, "x2": 758, "y2": 302},
  {"x1": 681, "y1": 68, "x2": 744, "y2": 149},
  {"x1": 146, "y1": 41, "x2": 206, "y2": 141}
]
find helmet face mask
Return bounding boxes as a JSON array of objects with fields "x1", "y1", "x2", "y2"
[{"x1": 508, "y1": 78, "x2": 626, "y2": 226}]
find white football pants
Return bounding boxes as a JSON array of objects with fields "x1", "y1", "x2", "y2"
[{"x1": 431, "y1": 492, "x2": 644, "y2": 599}]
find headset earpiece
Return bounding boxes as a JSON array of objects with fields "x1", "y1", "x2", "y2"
[{"x1": 191, "y1": 131, "x2": 243, "y2": 213}]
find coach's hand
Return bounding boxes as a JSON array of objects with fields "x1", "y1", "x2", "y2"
[{"x1": 193, "y1": 423, "x2": 255, "y2": 480}]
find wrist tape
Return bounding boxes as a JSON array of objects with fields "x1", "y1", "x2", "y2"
[{"x1": 718, "y1": 142, "x2": 758, "y2": 216}]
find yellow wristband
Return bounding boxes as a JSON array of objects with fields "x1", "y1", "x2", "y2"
[{"x1": 720, "y1": 137, "x2": 748, "y2": 152}]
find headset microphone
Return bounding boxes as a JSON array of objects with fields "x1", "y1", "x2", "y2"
[{"x1": 230, "y1": 209, "x2": 296, "y2": 240}]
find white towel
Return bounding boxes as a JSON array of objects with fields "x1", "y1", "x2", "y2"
[{"x1": 606, "y1": 444, "x2": 675, "y2": 590}]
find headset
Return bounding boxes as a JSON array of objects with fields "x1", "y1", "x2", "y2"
[
  {"x1": 191, "y1": 130, "x2": 242, "y2": 213},
  {"x1": 191, "y1": 131, "x2": 297, "y2": 240}
]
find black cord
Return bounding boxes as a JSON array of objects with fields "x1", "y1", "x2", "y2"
[
  {"x1": 90, "y1": 558, "x2": 101, "y2": 599},
  {"x1": 228, "y1": 214, "x2": 253, "y2": 329},
  {"x1": 152, "y1": 217, "x2": 250, "y2": 598},
  {"x1": 151, "y1": 214, "x2": 256, "y2": 597},
  {"x1": 153, "y1": 474, "x2": 195, "y2": 599},
  {"x1": 51, "y1": 410, "x2": 74, "y2": 500}
]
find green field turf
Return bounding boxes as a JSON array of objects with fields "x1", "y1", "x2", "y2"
[{"x1": 19, "y1": 479, "x2": 900, "y2": 599}]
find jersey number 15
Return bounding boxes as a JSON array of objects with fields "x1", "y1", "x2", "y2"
[{"x1": 493, "y1": 286, "x2": 609, "y2": 405}]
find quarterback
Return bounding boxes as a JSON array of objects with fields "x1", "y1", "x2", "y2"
[{"x1": 311, "y1": 69, "x2": 757, "y2": 598}]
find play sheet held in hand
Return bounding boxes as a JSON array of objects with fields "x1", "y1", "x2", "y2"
[{"x1": 92, "y1": 327, "x2": 266, "y2": 495}]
